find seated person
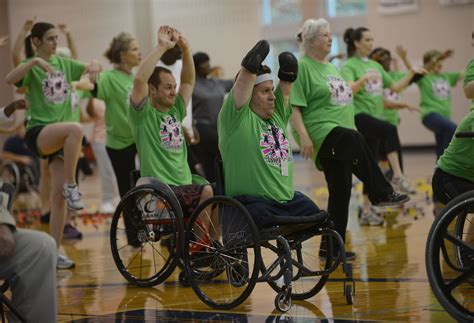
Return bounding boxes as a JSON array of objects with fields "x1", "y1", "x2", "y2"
[
  {"x1": 217, "y1": 40, "x2": 319, "y2": 229},
  {"x1": 0, "y1": 100, "x2": 57, "y2": 322},
  {"x1": 432, "y1": 59, "x2": 474, "y2": 204},
  {"x1": 129, "y1": 26, "x2": 213, "y2": 242},
  {"x1": 2, "y1": 120, "x2": 40, "y2": 192}
]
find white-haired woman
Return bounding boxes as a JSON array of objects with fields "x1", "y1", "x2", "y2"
[{"x1": 290, "y1": 19, "x2": 410, "y2": 258}]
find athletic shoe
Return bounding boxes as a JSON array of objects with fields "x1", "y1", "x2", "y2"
[
  {"x1": 40, "y1": 211, "x2": 51, "y2": 224},
  {"x1": 360, "y1": 208, "x2": 384, "y2": 226},
  {"x1": 63, "y1": 224, "x2": 83, "y2": 240},
  {"x1": 373, "y1": 191, "x2": 410, "y2": 207},
  {"x1": 62, "y1": 184, "x2": 84, "y2": 211},
  {"x1": 101, "y1": 202, "x2": 115, "y2": 214},
  {"x1": 392, "y1": 176, "x2": 416, "y2": 195},
  {"x1": 57, "y1": 252, "x2": 75, "y2": 269}
]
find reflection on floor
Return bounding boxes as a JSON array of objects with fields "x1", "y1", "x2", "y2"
[{"x1": 12, "y1": 152, "x2": 461, "y2": 322}]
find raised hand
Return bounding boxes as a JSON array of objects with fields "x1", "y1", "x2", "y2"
[
  {"x1": 85, "y1": 60, "x2": 102, "y2": 84},
  {"x1": 411, "y1": 66, "x2": 428, "y2": 75},
  {"x1": 158, "y1": 25, "x2": 178, "y2": 50},
  {"x1": 0, "y1": 35, "x2": 8, "y2": 48},
  {"x1": 395, "y1": 45, "x2": 407, "y2": 58},
  {"x1": 35, "y1": 57, "x2": 54, "y2": 74},
  {"x1": 177, "y1": 35, "x2": 189, "y2": 51},
  {"x1": 23, "y1": 17, "x2": 35, "y2": 32},
  {"x1": 57, "y1": 23, "x2": 71, "y2": 34}
]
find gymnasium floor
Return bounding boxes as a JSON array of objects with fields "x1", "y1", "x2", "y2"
[{"x1": 17, "y1": 151, "x2": 458, "y2": 322}]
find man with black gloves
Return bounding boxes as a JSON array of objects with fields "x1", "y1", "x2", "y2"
[{"x1": 217, "y1": 40, "x2": 320, "y2": 227}]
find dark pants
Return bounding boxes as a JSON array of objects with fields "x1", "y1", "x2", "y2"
[
  {"x1": 432, "y1": 168, "x2": 474, "y2": 205},
  {"x1": 106, "y1": 143, "x2": 137, "y2": 246},
  {"x1": 318, "y1": 127, "x2": 393, "y2": 241},
  {"x1": 422, "y1": 113, "x2": 457, "y2": 159},
  {"x1": 355, "y1": 113, "x2": 401, "y2": 194},
  {"x1": 106, "y1": 144, "x2": 137, "y2": 198},
  {"x1": 235, "y1": 192, "x2": 320, "y2": 228},
  {"x1": 194, "y1": 123, "x2": 219, "y2": 182}
]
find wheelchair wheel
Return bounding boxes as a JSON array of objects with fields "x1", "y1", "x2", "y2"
[
  {"x1": 183, "y1": 196, "x2": 261, "y2": 310},
  {"x1": 110, "y1": 184, "x2": 183, "y2": 287},
  {"x1": 0, "y1": 161, "x2": 20, "y2": 198},
  {"x1": 426, "y1": 191, "x2": 474, "y2": 322},
  {"x1": 261, "y1": 230, "x2": 333, "y2": 300}
]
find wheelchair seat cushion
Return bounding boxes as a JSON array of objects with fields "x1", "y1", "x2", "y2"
[{"x1": 235, "y1": 192, "x2": 329, "y2": 228}]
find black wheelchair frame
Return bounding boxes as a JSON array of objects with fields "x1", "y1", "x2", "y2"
[
  {"x1": 425, "y1": 131, "x2": 474, "y2": 322},
  {"x1": 110, "y1": 163, "x2": 355, "y2": 312}
]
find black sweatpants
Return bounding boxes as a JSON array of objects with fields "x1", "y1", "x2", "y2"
[
  {"x1": 318, "y1": 127, "x2": 393, "y2": 241},
  {"x1": 106, "y1": 143, "x2": 138, "y2": 246},
  {"x1": 194, "y1": 123, "x2": 219, "y2": 183}
]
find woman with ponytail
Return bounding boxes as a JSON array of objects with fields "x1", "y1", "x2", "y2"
[
  {"x1": 5, "y1": 22, "x2": 101, "y2": 269},
  {"x1": 340, "y1": 27, "x2": 425, "y2": 221}
]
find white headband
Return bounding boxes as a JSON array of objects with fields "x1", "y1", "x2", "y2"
[{"x1": 255, "y1": 73, "x2": 273, "y2": 86}]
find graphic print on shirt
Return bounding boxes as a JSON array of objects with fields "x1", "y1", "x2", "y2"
[
  {"x1": 42, "y1": 71, "x2": 70, "y2": 104},
  {"x1": 260, "y1": 122, "x2": 292, "y2": 167},
  {"x1": 364, "y1": 69, "x2": 383, "y2": 96},
  {"x1": 159, "y1": 115, "x2": 183, "y2": 151},
  {"x1": 383, "y1": 88, "x2": 400, "y2": 102},
  {"x1": 327, "y1": 75, "x2": 353, "y2": 105},
  {"x1": 432, "y1": 79, "x2": 450, "y2": 100}
]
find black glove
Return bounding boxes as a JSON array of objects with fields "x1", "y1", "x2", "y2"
[
  {"x1": 241, "y1": 40, "x2": 270, "y2": 74},
  {"x1": 409, "y1": 73, "x2": 424, "y2": 84},
  {"x1": 278, "y1": 52, "x2": 298, "y2": 83}
]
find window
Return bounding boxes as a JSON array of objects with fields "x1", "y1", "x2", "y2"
[
  {"x1": 327, "y1": 0, "x2": 367, "y2": 17},
  {"x1": 261, "y1": 0, "x2": 303, "y2": 25}
]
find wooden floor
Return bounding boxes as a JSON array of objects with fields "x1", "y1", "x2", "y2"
[{"x1": 15, "y1": 151, "x2": 459, "y2": 322}]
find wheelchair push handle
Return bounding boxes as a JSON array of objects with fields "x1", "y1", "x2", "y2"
[{"x1": 455, "y1": 132, "x2": 474, "y2": 138}]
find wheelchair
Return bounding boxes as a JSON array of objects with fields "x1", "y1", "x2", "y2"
[
  {"x1": 110, "y1": 164, "x2": 355, "y2": 312},
  {"x1": 425, "y1": 132, "x2": 474, "y2": 322},
  {"x1": 0, "y1": 160, "x2": 38, "y2": 199}
]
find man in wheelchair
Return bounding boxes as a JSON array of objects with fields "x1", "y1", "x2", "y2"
[
  {"x1": 217, "y1": 41, "x2": 339, "y2": 254},
  {"x1": 128, "y1": 26, "x2": 213, "y2": 245}
]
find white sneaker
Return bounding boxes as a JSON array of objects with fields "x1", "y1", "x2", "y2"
[
  {"x1": 62, "y1": 184, "x2": 84, "y2": 211},
  {"x1": 57, "y1": 252, "x2": 75, "y2": 269},
  {"x1": 101, "y1": 202, "x2": 115, "y2": 214},
  {"x1": 360, "y1": 208, "x2": 384, "y2": 226},
  {"x1": 392, "y1": 176, "x2": 416, "y2": 195}
]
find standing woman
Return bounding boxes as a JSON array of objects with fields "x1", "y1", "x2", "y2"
[
  {"x1": 291, "y1": 19, "x2": 409, "y2": 256},
  {"x1": 192, "y1": 52, "x2": 233, "y2": 182},
  {"x1": 91, "y1": 33, "x2": 141, "y2": 246},
  {"x1": 340, "y1": 27, "x2": 423, "y2": 213},
  {"x1": 5, "y1": 22, "x2": 101, "y2": 268}
]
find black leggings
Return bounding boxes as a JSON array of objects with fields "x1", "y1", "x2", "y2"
[
  {"x1": 432, "y1": 168, "x2": 474, "y2": 205},
  {"x1": 106, "y1": 144, "x2": 137, "y2": 198},
  {"x1": 355, "y1": 113, "x2": 401, "y2": 158},
  {"x1": 318, "y1": 127, "x2": 392, "y2": 241}
]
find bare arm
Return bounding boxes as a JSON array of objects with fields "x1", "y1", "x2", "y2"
[
  {"x1": 383, "y1": 99, "x2": 420, "y2": 112},
  {"x1": 177, "y1": 35, "x2": 195, "y2": 107},
  {"x1": 5, "y1": 57, "x2": 53, "y2": 84},
  {"x1": 232, "y1": 68, "x2": 256, "y2": 110},
  {"x1": 58, "y1": 24, "x2": 78, "y2": 59},
  {"x1": 348, "y1": 73, "x2": 370, "y2": 94},
  {"x1": 132, "y1": 26, "x2": 176, "y2": 105},
  {"x1": 279, "y1": 81, "x2": 292, "y2": 108},
  {"x1": 395, "y1": 45, "x2": 413, "y2": 70},
  {"x1": 464, "y1": 80, "x2": 474, "y2": 99},
  {"x1": 290, "y1": 106, "x2": 313, "y2": 159},
  {"x1": 12, "y1": 18, "x2": 34, "y2": 67}
]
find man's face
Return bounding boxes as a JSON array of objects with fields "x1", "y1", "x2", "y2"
[
  {"x1": 251, "y1": 80, "x2": 275, "y2": 120},
  {"x1": 151, "y1": 72, "x2": 177, "y2": 108}
]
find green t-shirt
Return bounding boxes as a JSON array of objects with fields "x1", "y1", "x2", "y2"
[
  {"x1": 16, "y1": 56, "x2": 84, "y2": 131},
  {"x1": 382, "y1": 71, "x2": 406, "y2": 126},
  {"x1": 128, "y1": 95, "x2": 192, "y2": 186},
  {"x1": 95, "y1": 69, "x2": 135, "y2": 149},
  {"x1": 416, "y1": 72, "x2": 460, "y2": 120},
  {"x1": 218, "y1": 87, "x2": 294, "y2": 202},
  {"x1": 438, "y1": 109, "x2": 474, "y2": 182},
  {"x1": 291, "y1": 56, "x2": 355, "y2": 170},
  {"x1": 341, "y1": 56, "x2": 393, "y2": 118},
  {"x1": 464, "y1": 59, "x2": 474, "y2": 110}
]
